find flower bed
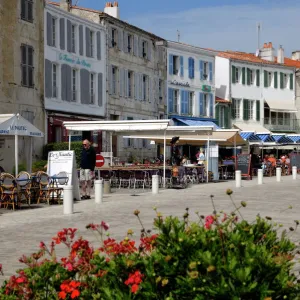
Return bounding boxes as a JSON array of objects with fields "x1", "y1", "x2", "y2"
[{"x1": 1, "y1": 192, "x2": 300, "y2": 299}]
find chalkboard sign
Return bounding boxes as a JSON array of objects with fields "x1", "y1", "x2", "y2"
[
  {"x1": 289, "y1": 153, "x2": 300, "y2": 170},
  {"x1": 236, "y1": 154, "x2": 251, "y2": 178}
]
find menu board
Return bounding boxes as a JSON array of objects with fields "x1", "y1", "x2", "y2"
[{"x1": 236, "y1": 154, "x2": 251, "y2": 178}]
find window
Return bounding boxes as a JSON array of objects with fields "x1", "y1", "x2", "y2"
[
  {"x1": 89, "y1": 31, "x2": 94, "y2": 57},
  {"x1": 284, "y1": 113, "x2": 291, "y2": 126},
  {"x1": 127, "y1": 34, "x2": 132, "y2": 53},
  {"x1": 203, "y1": 94, "x2": 209, "y2": 116},
  {"x1": 188, "y1": 92, "x2": 194, "y2": 115},
  {"x1": 90, "y1": 73, "x2": 95, "y2": 104},
  {"x1": 112, "y1": 66, "x2": 117, "y2": 95},
  {"x1": 111, "y1": 28, "x2": 117, "y2": 47},
  {"x1": 173, "y1": 90, "x2": 178, "y2": 113},
  {"x1": 51, "y1": 17, "x2": 56, "y2": 47},
  {"x1": 52, "y1": 64, "x2": 57, "y2": 98},
  {"x1": 21, "y1": 110, "x2": 34, "y2": 124},
  {"x1": 232, "y1": 98, "x2": 241, "y2": 119},
  {"x1": 142, "y1": 40, "x2": 148, "y2": 59},
  {"x1": 268, "y1": 72, "x2": 272, "y2": 87},
  {"x1": 71, "y1": 25, "x2": 76, "y2": 53},
  {"x1": 235, "y1": 67, "x2": 239, "y2": 83},
  {"x1": 245, "y1": 100, "x2": 255, "y2": 120},
  {"x1": 283, "y1": 74, "x2": 288, "y2": 88},
  {"x1": 142, "y1": 75, "x2": 148, "y2": 101},
  {"x1": 21, "y1": 0, "x2": 33, "y2": 22},
  {"x1": 21, "y1": 44, "x2": 34, "y2": 88},
  {"x1": 248, "y1": 69, "x2": 254, "y2": 85},
  {"x1": 159, "y1": 79, "x2": 163, "y2": 101},
  {"x1": 72, "y1": 69, "x2": 77, "y2": 102},
  {"x1": 128, "y1": 71, "x2": 133, "y2": 98},
  {"x1": 203, "y1": 62, "x2": 208, "y2": 79},
  {"x1": 173, "y1": 55, "x2": 179, "y2": 75},
  {"x1": 219, "y1": 106, "x2": 225, "y2": 128}
]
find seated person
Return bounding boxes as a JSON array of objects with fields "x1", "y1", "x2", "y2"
[
  {"x1": 196, "y1": 148, "x2": 205, "y2": 165},
  {"x1": 268, "y1": 154, "x2": 277, "y2": 167}
]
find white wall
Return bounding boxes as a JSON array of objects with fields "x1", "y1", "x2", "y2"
[{"x1": 215, "y1": 56, "x2": 230, "y2": 100}]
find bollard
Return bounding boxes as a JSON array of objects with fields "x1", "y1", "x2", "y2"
[
  {"x1": 103, "y1": 180, "x2": 111, "y2": 194},
  {"x1": 257, "y1": 169, "x2": 263, "y2": 185},
  {"x1": 63, "y1": 185, "x2": 73, "y2": 215},
  {"x1": 152, "y1": 175, "x2": 159, "y2": 194},
  {"x1": 276, "y1": 167, "x2": 281, "y2": 182},
  {"x1": 292, "y1": 166, "x2": 297, "y2": 180},
  {"x1": 235, "y1": 170, "x2": 241, "y2": 188},
  {"x1": 94, "y1": 179, "x2": 103, "y2": 204}
]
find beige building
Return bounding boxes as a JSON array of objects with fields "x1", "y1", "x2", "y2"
[
  {"x1": 0, "y1": 0, "x2": 45, "y2": 171},
  {"x1": 51, "y1": 1, "x2": 167, "y2": 162}
]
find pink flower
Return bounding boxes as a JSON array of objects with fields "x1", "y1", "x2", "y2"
[
  {"x1": 101, "y1": 221, "x2": 109, "y2": 231},
  {"x1": 65, "y1": 263, "x2": 74, "y2": 271},
  {"x1": 221, "y1": 213, "x2": 227, "y2": 222},
  {"x1": 205, "y1": 215, "x2": 215, "y2": 229}
]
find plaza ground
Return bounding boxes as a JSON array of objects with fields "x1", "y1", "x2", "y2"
[{"x1": 1, "y1": 175, "x2": 300, "y2": 284}]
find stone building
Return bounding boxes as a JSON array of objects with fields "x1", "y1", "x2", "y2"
[
  {"x1": 0, "y1": 0, "x2": 45, "y2": 171},
  {"x1": 50, "y1": 1, "x2": 167, "y2": 162}
]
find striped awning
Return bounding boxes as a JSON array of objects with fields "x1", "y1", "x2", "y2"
[
  {"x1": 256, "y1": 134, "x2": 275, "y2": 142},
  {"x1": 240, "y1": 132, "x2": 254, "y2": 140},
  {"x1": 272, "y1": 135, "x2": 293, "y2": 143},
  {"x1": 287, "y1": 135, "x2": 300, "y2": 143}
]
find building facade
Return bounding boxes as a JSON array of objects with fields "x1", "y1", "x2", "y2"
[
  {"x1": 0, "y1": 0, "x2": 45, "y2": 171},
  {"x1": 50, "y1": 1, "x2": 167, "y2": 162},
  {"x1": 45, "y1": 4, "x2": 106, "y2": 152},
  {"x1": 215, "y1": 43, "x2": 297, "y2": 134},
  {"x1": 164, "y1": 41, "x2": 216, "y2": 126}
]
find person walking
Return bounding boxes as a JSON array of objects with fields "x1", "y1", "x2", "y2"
[{"x1": 80, "y1": 139, "x2": 96, "y2": 199}]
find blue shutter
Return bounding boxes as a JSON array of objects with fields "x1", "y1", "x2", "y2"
[
  {"x1": 209, "y1": 62, "x2": 213, "y2": 81},
  {"x1": 168, "y1": 88, "x2": 174, "y2": 113},
  {"x1": 169, "y1": 54, "x2": 173, "y2": 75},
  {"x1": 199, "y1": 92, "x2": 204, "y2": 116},
  {"x1": 180, "y1": 56, "x2": 184, "y2": 77},
  {"x1": 188, "y1": 58, "x2": 194, "y2": 79},
  {"x1": 191, "y1": 58, "x2": 195, "y2": 79},
  {"x1": 188, "y1": 58, "x2": 191, "y2": 79},
  {"x1": 209, "y1": 93, "x2": 214, "y2": 117},
  {"x1": 46, "y1": 12, "x2": 52, "y2": 46},
  {"x1": 96, "y1": 31, "x2": 101, "y2": 60},
  {"x1": 67, "y1": 20, "x2": 71, "y2": 52},
  {"x1": 200, "y1": 60, "x2": 204, "y2": 80},
  {"x1": 180, "y1": 90, "x2": 185, "y2": 114},
  {"x1": 78, "y1": 25, "x2": 83, "y2": 55},
  {"x1": 60, "y1": 18, "x2": 65, "y2": 50},
  {"x1": 45, "y1": 59, "x2": 52, "y2": 98}
]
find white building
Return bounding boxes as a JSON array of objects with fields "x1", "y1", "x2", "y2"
[
  {"x1": 44, "y1": 3, "x2": 106, "y2": 151},
  {"x1": 163, "y1": 41, "x2": 216, "y2": 126},
  {"x1": 215, "y1": 42, "x2": 297, "y2": 134}
]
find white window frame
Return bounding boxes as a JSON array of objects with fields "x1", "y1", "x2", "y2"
[
  {"x1": 112, "y1": 66, "x2": 117, "y2": 95},
  {"x1": 248, "y1": 100, "x2": 255, "y2": 120},
  {"x1": 188, "y1": 92, "x2": 194, "y2": 115},
  {"x1": 203, "y1": 94, "x2": 209, "y2": 117},
  {"x1": 249, "y1": 69, "x2": 254, "y2": 85},
  {"x1": 71, "y1": 69, "x2": 77, "y2": 102},
  {"x1": 90, "y1": 73, "x2": 95, "y2": 104},
  {"x1": 51, "y1": 17, "x2": 56, "y2": 47},
  {"x1": 232, "y1": 98, "x2": 241, "y2": 119},
  {"x1": 52, "y1": 63, "x2": 57, "y2": 98},
  {"x1": 173, "y1": 89, "x2": 179, "y2": 113},
  {"x1": 235, "y1": 67, "x2": 239, "y2": 84},
  {"x1": 283, "y1": 74, "x2": 288, "y2": 89},
  {"x1": 71, "y1": 24, "x2": 76, "y2": 53}
]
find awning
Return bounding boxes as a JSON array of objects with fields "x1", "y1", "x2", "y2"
[
  {"x1": 233, "y1": 123, "x2": 270, "y2": 134},
  {"x1": 175, "y1": 118, "x2": 219, "y2": 129},
  {"x1": 240, "y1": 132, "x2": 254, "y2": 140},
  {"x1": 272, "y1": 134, "x2": 293, "y2": 143},
  {"x1": 286, "y1": 135, "x2": 300, "y2": 143},
  {"x1": 265, "y1": 99, "x2": 297, "y2": 113},
  {"x1": 256, "y1": 134, "x2": 274, "y2": 142}
]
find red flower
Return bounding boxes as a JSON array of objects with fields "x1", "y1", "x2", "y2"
[
  {"x1": 125, "y1": 270, "x2": 143, "y2": 294},
  {"x1": 205, "y1": 215, "x2": 215, "y2": 229},
  {"x1": 101, "y1": 221, "x2": 110, "y2": 231},
  {"x1": 131, "y1": 284, "x2": 139, "y2": 293},
  {"x1": 58, "y1": 291, "x2": 67, "y2": 299},
  {"x1": 16, "y1": 277, "x2": 25, "y2": 284},
  {"x1": 71, "y1": 289, "x2": 80, "y2": 299},
  {"x1": 59, "y1": 280, "x2": 81, "y2": 299}
]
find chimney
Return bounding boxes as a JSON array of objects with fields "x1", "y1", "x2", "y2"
[
  {"x1": 104, "y1": 1, "x2": 120, "y2": 19},
  {"x1": 292, "y1": 51, "x2": 300, "y2": 61},
  {"x1": 259, "y1": 41, "x2": 275, "y2": 62},
  {"x1": 60, "y1": 0, "x2": 71, "y2": 11},
  {"x1": 277, "y1": 45, "x2": 284, "y2": 64}
]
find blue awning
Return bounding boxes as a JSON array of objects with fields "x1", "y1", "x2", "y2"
[
  {"x1": 272, "y1": 135, "x2": 293, "y2": 143},
  {"x1": 256, "y1": 134, "x2": 275, "y2": 142},
  {"x1": 240, "y1": 132, "x2": 254, "y2": 140},
  {"x1": 175, "y1": 118, "x2": 220, "y2": 129},
  {"x1": 287, "y1": 136, "x2": 300, "y2": 143},
  {"x1": 272, "y1": 135, "x2": 284, "y2": 142}
]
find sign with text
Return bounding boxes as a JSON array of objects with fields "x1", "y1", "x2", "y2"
[
  {"x1": 57, "y1": 52, "x2": 92, "y2": 68},
  {"x1": 236, "y1": 154, "x2": 251, "y2": 178},
  {"x1": 47, "y1": 151, "x2": 80, "y2": 200}
]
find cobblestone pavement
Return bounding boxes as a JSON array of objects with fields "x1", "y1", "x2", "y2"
[{"x1": 1, "y1": 175, "x2": 300, "y2": 284}]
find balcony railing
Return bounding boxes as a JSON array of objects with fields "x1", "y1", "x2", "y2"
[{"x1": 263, "y1": 118, "x2": 300, "y2": 132}]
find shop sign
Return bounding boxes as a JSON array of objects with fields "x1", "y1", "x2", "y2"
[
  {"x1": 58, "y1": 53, "x2": 91, "y2": 68},
  {"x1": 170, "y1": 80, "x2": 190, "y2": 87},
  {"x1": 202, "y1": 85, "x2": 211, "y2": 92}
]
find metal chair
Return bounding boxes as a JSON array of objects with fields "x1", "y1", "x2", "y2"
[
  {"x1": 0, "y1": 173, "x2": 18, "y2": 210},
  {"x1": 16, "y1": 171, "x2": 32, "y2": 207},
  {"x1": 51, "y1": 171, "x2": 69, "y2": 204},
  {"x1": 119, "y1": 170, "x2": 133, "y2": 189},
  {"x1": 36, "y1": 172, "x2": 52, "y2": 205}
]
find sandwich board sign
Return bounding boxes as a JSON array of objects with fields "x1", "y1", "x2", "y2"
[{"x1": 47, "y1": 150, "x2": 80, "y2": 201}]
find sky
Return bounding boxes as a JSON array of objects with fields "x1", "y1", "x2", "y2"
[{"x1": 69, "y1": 0, "x2": 300, "y2": 56}]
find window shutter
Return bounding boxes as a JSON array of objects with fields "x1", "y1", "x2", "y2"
[
  {"x1": 118, "y1": 29, "x2": 123, "y2": 51},
  {"x1": 180, "y1": 56, "x2": 184, "y2": 77},
  {"x1": 199, "y1": 92, "x2": 204, "y2": 115},
  {"x1": 180, "y1": 90, "x2": 185, "y2": 114},
  {"x1": 124, "y1": 69, "x2": 128, "y2": 97},
  {"x1": 148, "y1": 41, "x2": 152, "y2": 61},
  {"x1": 134, "y1": 72, "x2": 139, "y2": 100},
  {"x1": 215, "y1": 105, "x2": 220, "y2": 126},
  {"x1": 242, "y1": 67, "x2": 245, "y2": 85},
  {"x1": 85, "y1": 27, "x2": 91, "y2": 57},
  {"x1": 108, "y1": 27, "x2": 112, "y2": 48},
  {"x1": 65, "y1": 65, "x2": 72, "y2": 102},
  {"x1": 80, "y1": 69, "x2": 90, "y2": 104},
  {"x1": 60, "y1": 18, "x2": 65, "y2": 50},
  {"x1": 209, "y1": 93, "x2": 214, "y2": 117},
  {"x1": 256, "y1": 100, "x2": 260, "y2": 121},
  {"x1": 61, "y1": 64, "x2": 67, "y2": 101},
  {"x1": 169, "y1": 54, "x2": 173, "y2": 75},
  {"x1": 98, "y1": 73, "x2": 103, "y2": 106},
  {"x1": 188, "y1": 58, "x2": 191, "y2": 78},
  {"x1": 256, "y1": 70, "x2": 260, "y2": 86},
  {"x1": 123, "y1": 32, "x2": 128, "y2": 53},
  {"x1": 119, "y1": 68, "x2": 123, "y2": 97},
  {"x1": 139, "y1": 74, "x2": 143, "y2": 101},
  {"x1": 243, "y1": 99, "x2": 249, "y2": 120},
  {"x1": 168, "y1": 88, "x2": 174, "y2": 113},
  {"x1": 108, "y1": 66, "x2": 112, "y2": 95},
  {"x1": 133, "y1": 35, "x2": 138, "y2": 56},
  {"x1": 279, "y1": 72, "x2": 283, "y2": 89},
  {"x1": 200, "y1": 60, "x2": 204, "y2": 80},
  {"x1": 224, "y1": 106, "x2": 230, "y2": 128},
  {"x1": 264, "y1": 70, "x2": 268, "y2": 87},
  {"x1": 149, "y1": 78, "x2": 153, "y2": 102},
  {"x1": 79, "y1": 25, "x2": 83, "y2": 55},
  {"x1": 246, "y1": 68, "x2": 250, "y2": 85},
  {"x1": 191, "y1": 58, "x2": 195, "y2": 79},
  {"x1": 209, "y1": 62, "x2": 213, "y2": 81},
  {"x1": 21, "y1": 0, "x2": 25, "y2": 19},
  {"x1": 45, "y1": 59, "x2": 52, "y2": 98},
  {"x1": 46, "y1": 13, "x2": 52, "y2": 46},
  {"x1": 231, "y1": 65, "x2": 236, "y2": 83},
  {"x1": 67, "y1": 20, "x2": 72, "y2": 53},
  {"x1": 290, "y1": 74, "x2": 294, "y2": 90},
  {"x1": 139, "y1": 38, "x2": 143, "y2": 58},
  {"x1": 96, "y1": 31, "x2": 101, "y2": 60}
]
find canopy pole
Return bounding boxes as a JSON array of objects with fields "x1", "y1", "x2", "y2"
[
  {"x1": 163, "y1": 130, "x2": 166, "y2": 188},
  {"x1": 234, "y1": 134, "x2": 237, "y2": 166},
  {"x1": 206, "y1": 134, "x2": 210, "y2": 183},
  {"x1": 68, "y1": 134, "x2": 71, "y2": 150},
  {"x1": 110, "y1": 133, "x2": 113, "y2": 166},
  {"x1": 15, "y1": 135, "x2": 18, "y2": 176},
  {"x1": 29, "y1": 137, "x2": 33, "y2": 174}
]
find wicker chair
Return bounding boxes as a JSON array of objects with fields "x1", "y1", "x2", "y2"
[
  {"x1": 0, "y1": 173, "x2": 18, "y2": 210},
  {"x1": 36, "y1": 172, "x2": 52, "y2": 205},
  {"x1": 16, "y1": 171, "x2": 32, "y2": 207}
]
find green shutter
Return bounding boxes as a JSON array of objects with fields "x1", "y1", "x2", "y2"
[
  {"x1": 290, "y1": 74, "x2": 294, "y2": 90},
  {"x1": 232, "y1": 65, "x2": 236, "y2": 83},
  {"x1": 264, "y1": 70, "x2": 268, "y2": 87},
  {"x1": 242, "y1": 67, "x2": 246, "y2": 85},
  {"x1": 256, "y1": 69, "x2": 260, "y2": 86},
  {"x1": 256, "y1": 100, "x2": 260, "y2": 121},
  {"x1": 280, "y1": 72, "x2": 283, "y2": 89},
  {"x1": 215, "y1": 104, "x2": 220, "y2": 126},
  {"x1": 247, "y1": 68, "x2": 250, "y2": 85},
  {"x1": 243, "y1": 99, "x2": 249, "y2": 120},
  {"x1": 274, "y1": 72, "x2": 278, "y2": 88},
  {"x1": 224, "y1": 106, "x2": 230, "y2": 129}
]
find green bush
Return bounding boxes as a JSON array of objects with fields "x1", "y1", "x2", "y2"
[
  {"x1": 12, "y1": 163, "x2": 27, "y2": 176},
  {"x1": 32, "y1": 160, "x2": 47, "y2": 172},
  {"x1": 43, "y1": 142, "x2": 82, "y2": 167}
]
